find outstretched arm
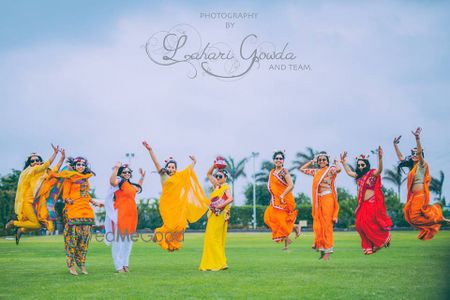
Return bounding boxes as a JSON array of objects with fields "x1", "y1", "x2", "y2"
[
  {"x1": 299, "y1": 159, "x2": 316, "y2": 176},
  {"x1": 189, "y1": 155, "x2": 197, "y2": 169},
  {"x1": 138, "y1": 168, "x2": 146, "y2": 187},
  {"x1": 393, "y1": 136, "x2": 405, "y2": 161},
  {"x1": 142, "y1": 141, "x2": 162, "y2": 172},
  {"x1": 207, "y1": 164, "x2": 218, "y2": 186},
  {"x1": 373, "y1": 146, "x2": 383, "y2": 177},
  {"x1": 53, "y1": 148, "x2": 66, "y2": 172},
  {"x1": 110, "y1": 162, "x2": 121, "y2": 187},
  {"x1": 412, "y1": 127, "x2": 425, "y2": 165},
  {"x1": 340, "y1": 152, "x2": 357, "y2": 178}
]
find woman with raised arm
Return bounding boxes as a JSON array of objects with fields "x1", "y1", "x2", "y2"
[
  {"x1": 6, "y1": 144, "x2": 60, "y2": 244},
  {"x1": 142, "y1": 141, "x2": 209, "y2": 251},
  {"x1": 199, "y1": 157, "x2": 233, "y2": 271},
  {"x1": 264, "y1": 151, "x2": 300, "y2": 250},
  {"x1": 394, "y1": 128, "x2": 448, "y2": 240},
  {"x1": 61, "y1": 156, "x2": 102, "y2": 276},
  {"x1": 340, "y1": 147, "x2": 392, "y2": 255},
  {"x1": 105, "y1": 162, "x2": 145, "y2": 273},
  {"x1": 299, "y1": 151, "x2": 340, "y2": 261}
]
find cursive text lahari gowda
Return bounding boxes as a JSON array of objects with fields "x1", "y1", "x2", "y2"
[{"x1": 145, "y1": 33, "x2": 296, "y2": 79}]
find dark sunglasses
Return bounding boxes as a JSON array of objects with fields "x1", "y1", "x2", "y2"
[
  {"x1": 215, "y1": 174, "x2": 224, "y2": 179},
  {"x1": 122, "y1": 171, "x2": 132, "y2": 175},
  {"x1": 76, "y1": 163, "x2": 86, "y2": 167},
  {"x1": 358, "y1": 163, "x2": 366, "y2": 168},
  {"x1": 30, "y1": 159, "x2": 41, "y2": 163},
  {"x1": 274, "y1": 157, "x2": 284, "y2": 161}
]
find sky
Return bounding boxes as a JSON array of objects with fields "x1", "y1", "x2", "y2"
[{"x1": 1, "y1": 0, "x2": 449, "y2": 205}]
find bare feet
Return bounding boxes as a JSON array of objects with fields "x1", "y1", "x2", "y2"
[
  {"x1": 293, "y1": 224, "x2": 302, "y2": 239},
  {"x1": 323, "y1": 253, "x2": 331, "y2": 261},
  {"x1": 15, "y1": 228, "x2": 22, "y2": 245},
  {"x1": 69, "y1": 267, "x2": 78, "y2": 276},
  {"x1": 80, "y1": 267, "x2": 88, "y2": 275},
  {"x1": 123, "y1": 266, "x2": 129, "y2": 272},
  {"x1": 319, "y1": 251, "x2": 324, "y2": 260},
  {"x1": 282, "y1": 238, "x2": 292, "y2": 250},
  {"x1": 116, "y1": 268, "x2": 126, "y2": 273}
]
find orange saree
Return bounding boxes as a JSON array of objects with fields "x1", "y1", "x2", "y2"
[
  {"x1": 404, "y1": 163, "x2": 443, "y2": 240},
  {"x1": 311, "y1": 167, "x2": 339, "y2": 253},
  {"x1": 264, "y1": 169, "x2": 298, "y2": 242}
]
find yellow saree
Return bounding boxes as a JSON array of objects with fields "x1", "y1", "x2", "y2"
[
  {"x1": 155, "y1": 166, "x2": 210, "y2": 251},
  {"x1": 199, "y1": 183, "x2": 230, "y2": 271}
]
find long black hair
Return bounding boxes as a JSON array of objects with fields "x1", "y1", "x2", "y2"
[
  {"x1": 117, "y1": 165, "x2": 142, "y2": 193},
  {"x1": 23, "y1": 154, "x2": 43, "y2": 170},
  {"x1": 355, "y1": 159, "x2": 371, "y2": 179},
  {"x1": 397, "y1": 148, "x2": 425, "y2": 174}
]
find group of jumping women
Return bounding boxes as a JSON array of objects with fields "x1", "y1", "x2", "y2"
[{"x1": 5, "y1": 127, "x2": 449, "y2": 275}]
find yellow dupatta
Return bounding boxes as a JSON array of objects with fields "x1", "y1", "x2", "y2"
[{"x1": 156, "y1": 166, "x2": 210, "y2": 251}]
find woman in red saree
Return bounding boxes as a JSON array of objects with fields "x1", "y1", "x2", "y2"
[
  {"x1": 394, "y1": 127, "x2": 449, "y2": 240},
  {"x1": 264, "y1": 151, "x2": 300, "y2": 250},
  {"x1": 340, "y1": 147, "x2": 392, "y2": 255},
  {"x1": 299, "y1": 151, "x2": 340, "y2": 261}
]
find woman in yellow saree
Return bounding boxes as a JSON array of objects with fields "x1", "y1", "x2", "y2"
[
  {"x1": 5, "y1": 144, "x2": 61, "y2": 244},
  {"x1": 199, "y1": 159, "x2": 233, "y2": 271},
  {"x1": 143, "y1": 141, "x2": 210, "y2": 251}
]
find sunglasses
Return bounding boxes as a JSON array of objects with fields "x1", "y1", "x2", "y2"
[
  {"x1": 30, "y1": 159, "x2": 41, "y2": 163},
  {"x1": 215, "y1": 174, "x2": 224, "y2": 179},
  {"x1": 318, "y1": 158, "x2": 327, "y2": 162},
  {"x1": 122, "y1": 171, "x2": 132, "y2": 175},
  {"x1": 274, "y1": 157, "x2": 284, "y2": 161},
  {"x1": 76, "y1": 163, "x2": 86, "y2": 167},
  {"x1": 358, "y1": 163, "x2": 366, "y2": 168}
]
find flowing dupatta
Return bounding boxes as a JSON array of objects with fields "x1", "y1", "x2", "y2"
[
  {"x1": 356, "y1": 169, "x2": 392, "y2": 230},
  {"x1": 156, "y1": 166, "x2": 210, "y2": 251},
  {"x1": 104, "y1": 181, "x2": 119, "y2": 246}
]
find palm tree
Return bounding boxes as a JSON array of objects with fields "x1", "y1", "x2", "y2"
[
  {"x1": 255, "y1": 160, "x2": 274, "y2": 184},
  {"x1": 291, "y1": 147, "x2": 318, "y2": 170},
  {"x1": 430, "y1": 171, "x2": 445, "y2": 206},
  {"x1": 224, "y1": 157, "x2": 248, "y2": 201},
  {"x1": 383, "y1": 166, "x2": 406, "y2": 202}
]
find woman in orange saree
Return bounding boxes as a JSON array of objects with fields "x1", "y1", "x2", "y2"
[
  {"x1": 143, "y1": 141, "x2": 209, "y2": 251},
  {"x1": 299, "y1": 151, "x2": 340, "y2": 261},
  {"x1": 394, "y1": 128, "x2": 449, "y2": 240},
  {"x1": 264, "y1": 151, "x2": 300, "y2": 250}
]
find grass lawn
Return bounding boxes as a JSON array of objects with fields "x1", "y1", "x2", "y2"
[{"x1": 0, "y1": 231, "x2": 449, "y2": 299}]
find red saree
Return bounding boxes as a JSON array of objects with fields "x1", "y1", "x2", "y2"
[{"x1": 355, "y1": 170, "x2": 392, "y2": 254}]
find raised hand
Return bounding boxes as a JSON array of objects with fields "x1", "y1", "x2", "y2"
[
  {"x1": 189, "y1": 155, "x2": 197, "y2": 165},
  {"x1": 411, "y1": 127, "x2": 422, "y2": 138},
  {"x1": 51, "y1": 143, "x2": 60, "y2": 153},
  {"x1": 340, "y1": 152, "x2": 348, "y2": 163},
  {"x1": 139, "y1": 168, "x2": 146, "y2": 178},
  {"x1": 142, "y1": 141, "x2": 152, "y2": 151},
  {"x1": 393, "y1": 136, "x2": 402, "y2": 145},
  {"x1": 114, "y1": 162, "x2": 122, "y2": 169},
  {"x1": 60, "y1": 148, "x2": 66, "y2": 157},
  {"x1": 377, "y1": 146, "x2": 383, "y2": 158}
]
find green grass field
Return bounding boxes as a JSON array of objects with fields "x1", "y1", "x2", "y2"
[{"x1": 0, "y1": 231, "x2": 449, "y2": 299}]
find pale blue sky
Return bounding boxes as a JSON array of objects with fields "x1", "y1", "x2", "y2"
[{"x1": 1, "y1": 1, "x2": 449, "y2": 204}]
